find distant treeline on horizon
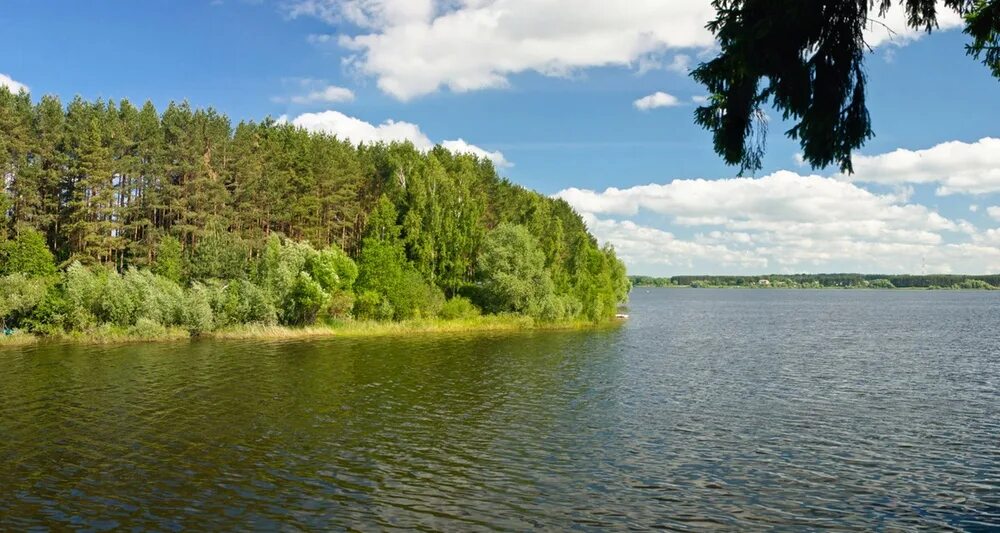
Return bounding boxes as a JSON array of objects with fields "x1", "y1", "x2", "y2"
[{"x1": 630, "y1": 274, "x2": 1000, "y2": 290}]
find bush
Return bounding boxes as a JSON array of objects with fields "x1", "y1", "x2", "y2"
[
  {"x1": 152, "y1": 235, "x2": 184, "y2": 283},
  {"x1": 284, "y1": 272, "x2": 329, "y2": 325},
  {"x1": 183, "y1": 283, "x2": 215, "y2": 334},
  {"x1": 438, "y1": 296, "x2": 481, "y2": 320},
  {"x1": 62, "y1": 261, "x2": 103, "y2": 329},
  {"x1": 25, "y1": 286, "x2": 71, "y2": 334},
  {"x1": 326, "y1": 290, "x2": 355, "y2": 319},
  {"x1": 206, "y1": 279, "x2": 277, "y2": 327},
  {"x1": 354, "y1": 290, "x2": 393, "y2": 321},
  {"x1": 97, "y1": 272, "x2": 140, "y2": 326},
  {"x1": 0, "y1": 227, "x2": 56, "y2": 278},
  {"x1": 957, "y1": 279, "x2": 994, "y2": 290},
  {"x1": 128, "y1": 317, "x2": 168, "y2": 339},
  {"x1": 0, "y1": 273, "x2": 49, "y2": 327}
]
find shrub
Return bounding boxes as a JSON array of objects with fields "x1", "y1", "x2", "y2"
[
  {"x1": 0, "y1": 227, "x2": 56, "y2": 278},
  {"x1": 97, "y1": 272, "x2": 140, "y2": 326},
  {"x1": 62, "y1": 262, "x2": 103, "y2": 329},
  {"x1": 284, "y1": 272, "x2": 328, "y2": 325},
  {"x1": 0, "y1": 273, "x2": 49, "y2": 327},
  {"x1": 354, "y1": 290, "x2": 393, "y2": 321},
  {"x1": 25, "y1": 285, "x2": 71, "y2": 334},
  {"x1": 438, "y1": 296, "x2": 481, "y2": 320},
  {"x1": 183, "y1": 283, "x2": 215, "y2": 334},
  {"x1": 152, "y1": 235, "x2": 184, "y2": 283},
  {"x1": 128, "y1": 317, "x2": 169, "y2": 339}
]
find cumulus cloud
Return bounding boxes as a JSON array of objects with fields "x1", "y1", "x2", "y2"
[
  {"x1": 0, "y1": 73, "x2": 29, "y2": 94},
  {"x1": 440, "y1": 138, "x2": 511, "y2": 167},
  {"x1": 844, "y1": 137, "x2": 1000, "y2": 195},
  {"x1": 290, "y1": 84, "x2": 356, "y2": 104},
  {"x1": 297, "y1": 0, "x2": 718, "y2": 100},
  {"x1": 292, "y1": 110, "x2": 433, "y2": 147},
  {"x1": 286, "y1": 0, "x2": 960, "y2": 100},
  {"x1": 290, "y1": 110, "x2": 510, "y2": 167},
  {"x1": 273, "y1": 79, "x2": 356, "y2": 105},
  {"x1": 555, "y1": 169, "x2": 1000, "y2": 274},
  {"x1": 633, "y1": 91, "x2": 681, "y2": 111},
  {"x1": 988, "y1": 206, "x2": 1000, "y2": 222}
]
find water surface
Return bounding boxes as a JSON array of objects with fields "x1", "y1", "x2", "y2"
[{"x1": 2, "y1": 289, "x2": 998, "y2": 530}]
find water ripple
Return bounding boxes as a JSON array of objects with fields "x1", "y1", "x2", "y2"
[{"x1": 1, "y1": 289, "x2": 998, "y2": 530}]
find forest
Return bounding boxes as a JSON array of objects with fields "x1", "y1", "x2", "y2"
[
  {"x1": 0, "y1": 88, "x2": 629, "y2": 339},
  {"x1": 631, "y1": 274, "x2": 1000, "y2": 290}
]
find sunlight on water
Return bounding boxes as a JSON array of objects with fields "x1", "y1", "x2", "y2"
[{"x1": 1, "y1": 289, "x2": 998, "y2": 529}]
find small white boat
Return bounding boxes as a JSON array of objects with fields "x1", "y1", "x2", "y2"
[{"x1": 615, "y1": 313, "x2": 630, "y2": 319}]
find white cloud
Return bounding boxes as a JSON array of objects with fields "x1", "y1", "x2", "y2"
[
  {"x1": 988, "y1": 206, "x2": 1000, "y2": 222},
  {"x1": 691, "y1": 95, "x2": 709, "y2": 105},
  {"x1": 440, "y1": 138, "x2": 511, "y2": 167},
  {"x1": 844, "y1": 137, "x2": 1000, "y2": 195},
  {"x1": 290, "y1": 110, "x2": 510, "y2": 166},
  {"x1": 555, "y1": 169, "x2": 1000, "y2": 274},
  {"x1": 0, "y1": 73, "x2": 29, "y2": 94},
  {"x1": 970, "y1": 204, "x2": 979, "y2": 213},
  {"x1": 633, "y1": 91, "x2": 680, "y2": 111},
  {"x1": 287, "y1": 0, "x2": 961, "y2": 100},
  {"x1": 290, "y1": 84, "x2": 356, "y2": 104},
  {"x1": 581, "y1": 213, "x2": 769, "y2": 271},
  {"x1": 863, "y1": 2, "x2": 964, "y2": 47},
  {"x1": 274, "y1": 79, "x2": 356, "y2": 105},
  {"x1": 292, "y1": 110, "x2": 433, "y2": 148},
  {"x1": 307, "y1": 0, "x2": 719, "y2": 100}
]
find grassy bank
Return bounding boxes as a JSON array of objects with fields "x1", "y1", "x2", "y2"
[
  {"x1": 208, "y1": 315, "x2": 614, "y2": 340},
  {"x1": 1, "y1": 316, "x2": 620, "y2": 348}
]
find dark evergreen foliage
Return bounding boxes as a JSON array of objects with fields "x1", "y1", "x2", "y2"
[{"x1": 694, "y1": 0, "x2": 1000, "y2": 173}]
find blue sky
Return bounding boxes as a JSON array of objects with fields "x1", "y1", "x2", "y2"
[{"x1": 4, "y1": 0, "x2": 999, "y2": 275}]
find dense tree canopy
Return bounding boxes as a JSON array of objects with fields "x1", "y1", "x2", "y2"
[
  {"x1": 694, "y1": 0, "x2": 1000, "y2": 173},
  {"x1": 0, "y1": 89, "x2": 630, "y2": 335}
]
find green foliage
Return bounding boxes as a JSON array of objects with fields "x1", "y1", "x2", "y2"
[
  {"x1": 183, "y1": 283, "x2": 215, "y2": 334},
  {"x1": 152, "y1": 235, "x2": 184, "y2": 283},
  {"x1": 204, "y1": 279, "x2": 277, "y2": 327},
  {"x1": 438, "y1": 296, "x2": 481, "y2": 320},
  {"x1": 354, "y1": 290, "x2": 394, "y2": 321},
  {"x1": 286, "y1": 272, "x2": 329, "y2": 325},
  {"x1": 694, "y1": 0, "x2": 999, "y2": 173},
  {"x1": 188, "y1": 232, "x2": 248, "y2": 281},
  {"x1": 0, "y1": 274, "x2": 49, "y2": 327},
  {"x1": 0, "y1": 91, "x2": 628, "y2": 334},
  {"x1": 634, "y1": 274, "x2": 1000, "y2": 290},
  {"x1": 478, "y1": 223, "x2": 557, "y2": 318},
  {"x1": 0, "y1": 227, "x2": 56, "y2": 277},
  {"x1": 956, "y1": 279, "x2": 995, "y2": 290}
]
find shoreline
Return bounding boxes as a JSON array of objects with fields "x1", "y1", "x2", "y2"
[
  {"x1": 0, "y1": 316, "x2": 622, "y2": 349},
  {"x1": 633, "y1": 285, "x2": 997, "y2": 290}
]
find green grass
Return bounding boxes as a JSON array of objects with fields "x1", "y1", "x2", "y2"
[
  {"x1": 0, "y1": 316, "x2": 621, "y2": 348},
  {"x1": 207, "y1": 315, "x2": 615, "y2": 341}
]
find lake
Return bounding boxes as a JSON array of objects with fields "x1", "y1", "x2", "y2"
[{"x1": 1, "y1": 289, "x2": 998, "y2": 530}]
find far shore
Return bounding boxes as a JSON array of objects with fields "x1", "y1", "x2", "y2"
[
  {"x1": 0, "y1": 316, "x2": 622, "y2": 349},
  {"x1": 634, "y1": 285, "x2": 997, "y2": 290}
]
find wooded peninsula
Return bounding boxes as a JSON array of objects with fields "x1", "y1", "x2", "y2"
[{"x1": 0, "y1": 89, "x2": 629, "y2": 344}]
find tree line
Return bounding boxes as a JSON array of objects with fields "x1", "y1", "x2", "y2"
[
  {"x1": 631, "y1": 274, "x2": 1000, "y2": 289},
  {"x1": 0, "y1": 88, "x2": 629, "y2": 336}
]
